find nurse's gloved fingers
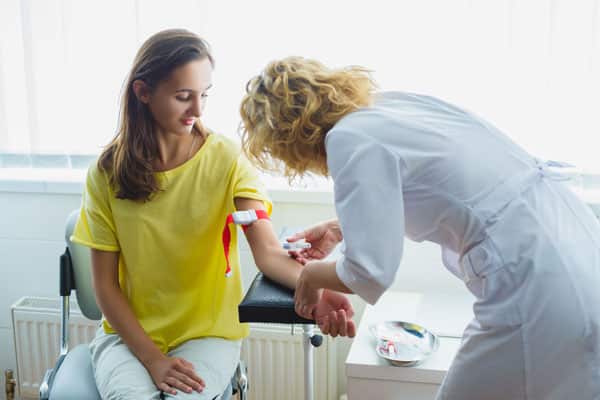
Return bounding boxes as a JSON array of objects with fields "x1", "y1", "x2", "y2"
[
  {"x1": 302, "y1": 305, "x2": 308, "y2": 317},
  {"x1": 288, "y1": 252, "x2": 308, "y2": 265},
  {"x1": 318, "y1": 316, "x2": 330, "y2": 335},
  {"x1": 328, "y1": 310, "x2": 340, "y2": 337},
  {"x1": 294, "y1": 301, "x2": 302, "y2": 316},
  {"x1": 286, "y1": 231, "x2": 306, "y2": 242},
  {"x1": 337, "y1": 310, "x2": 348, "y2": 337},
  {"x1": 290, "y1": 249, "x2": 310, "y2": 261},
  {"x1": 306, "y1": 248, "x2": 325, "y2": 260},
  {"x1": 341, "y1": 302, "x2": 354, "y2": 318},
  {"x1": 299, "y1": 248, "x2": 312, "y2": 257},
  {"x1": 307, "y1": 304, "x2": 317, "y2": 319},
  {"x1": 296, "y1": 257, "x2": 308, "y2": 265},
  {"x1": 347, "y1": 320, "x2": 356, "y2": 338},
  {"x1": 296, "y1": 304, "x2": 311, "y2": 319},
  {"x1": 296, "y1": 304, "x2": 304, "y2": 318}
]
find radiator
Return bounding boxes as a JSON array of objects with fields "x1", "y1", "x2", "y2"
[
  {"x1": 11, "y1": 296, "x2": 338, "y2": 400},
  {"x1": 241, "y1": 324, "x2": 337, "y2": 400},
  {"x1": 11, "y1": 297, "x2": 99, "y2": 399}
]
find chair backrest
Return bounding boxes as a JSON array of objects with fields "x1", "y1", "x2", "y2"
[{"x1": 65, "y1": 209, "x2": 102, "y2": 320}]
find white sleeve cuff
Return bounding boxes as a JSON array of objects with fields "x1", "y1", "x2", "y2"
[{"x1": 335, "y1": 256, "x2": 386, "y2": 305}]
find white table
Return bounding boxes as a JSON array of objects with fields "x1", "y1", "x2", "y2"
[{"x1": 346, "y1": 291, "x2": 475, "y2": 400}]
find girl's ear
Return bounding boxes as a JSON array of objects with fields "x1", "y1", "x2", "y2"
[{"x1": 132, "y1": 80, "x2": 151, "y2": 104}]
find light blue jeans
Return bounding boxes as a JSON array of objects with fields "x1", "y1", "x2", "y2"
[{"x1": 89, "y1": 328, "x2": 241, "y2": 400}]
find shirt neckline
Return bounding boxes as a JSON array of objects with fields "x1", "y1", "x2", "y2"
[{"x1": 158, "y1": 133, "x2": 214, "y2": 178}]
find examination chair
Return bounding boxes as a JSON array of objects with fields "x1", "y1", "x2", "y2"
[{"x1": 40, "y1": 210, "x2": 248, "y2": 400}]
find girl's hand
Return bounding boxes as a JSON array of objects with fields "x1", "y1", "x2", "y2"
[{"x1": 146, "y1": 355, "x2": 205, "y2": 395}]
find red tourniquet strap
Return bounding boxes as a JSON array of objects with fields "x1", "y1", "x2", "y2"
[
  {"x1": 222, "y1": 214, "x2": 234, "y2": 277},
  {"x1": 222, "y1": 210, "x2": 269, "y2": 277}
]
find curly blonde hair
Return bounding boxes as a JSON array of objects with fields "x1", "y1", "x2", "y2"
[{"x1": 240, "y1": 57, "x2": 375, "y2": 179}]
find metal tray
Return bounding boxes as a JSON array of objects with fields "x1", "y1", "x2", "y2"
[{"x1": 370, "y1": 320, "x2": 440, "y2": 367}]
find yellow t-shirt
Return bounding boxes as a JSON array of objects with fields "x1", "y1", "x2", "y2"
[{"x1": 71, "y1": 134, "x2": 272, "y2": 352}]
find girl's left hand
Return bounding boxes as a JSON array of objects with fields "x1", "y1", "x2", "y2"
[{"x1": 294, "y1": 262, "x2": 322, "y2": 319}]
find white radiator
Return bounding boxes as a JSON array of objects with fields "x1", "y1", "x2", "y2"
[
  {"x1": 241, "y1": 324, "x2": 337, "y2": 400},
  {"x1": 11, "y1": 296, "x2": 339, "y2": 400},
  {"x1": 11, "y1": 297, "x2": 99, "y2": 399}
]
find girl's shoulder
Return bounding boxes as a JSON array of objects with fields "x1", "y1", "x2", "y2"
[
  {"x1": 85, "y1": 159, "x2": 110, "y2": 187},
  {"x1": 203, "y1": 132, "x2": 245, "y2": 164},
  {"x1": 207, "y1": 132, "x2": 241, "y2": 153}
]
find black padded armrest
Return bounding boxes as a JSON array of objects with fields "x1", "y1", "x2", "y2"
[
  {"x1": 238, "y1": 273, "x2": 314, "y2": 324},
  {"x1": 59, "y1": 248, "x2": 75, "y2": 296}
]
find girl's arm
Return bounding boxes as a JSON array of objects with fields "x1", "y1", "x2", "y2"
[
  {"x1": 233, "y1": 197, "x2": 303, "y2": 289},
  {"x1": 234, "y1": 197, "x2": 356, "y2": 338},
  {"x1": 91, "y1": 249, "x2": 205, "y2": 395}
]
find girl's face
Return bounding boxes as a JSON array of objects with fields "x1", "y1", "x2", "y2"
[{"x1": 146, "y1": 57, "x2": 213, "y2": 137}]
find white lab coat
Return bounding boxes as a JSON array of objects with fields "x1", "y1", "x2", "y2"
[{"x1": 327, "y1": 92, "x2": 600, "y2": 399}]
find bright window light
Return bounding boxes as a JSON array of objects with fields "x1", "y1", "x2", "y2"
[{"x1": 0, "y1": 0, "x2": 599, "y2": 174}]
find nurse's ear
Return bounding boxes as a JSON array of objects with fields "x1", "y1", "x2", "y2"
[{"x1": 132, "y1": 80, "x2": 151, "y2": 104}]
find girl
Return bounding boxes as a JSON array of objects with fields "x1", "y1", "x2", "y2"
[{"x1": 72, "y1": 32, "x2": 354, "y2": 399}]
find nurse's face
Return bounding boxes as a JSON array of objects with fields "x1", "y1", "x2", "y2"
[{"x1": 141, "y1": 58, "x2": 213, "y2": 137}]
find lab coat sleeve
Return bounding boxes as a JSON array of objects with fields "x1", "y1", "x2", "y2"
[{"x1": 328, "y1": 132, "x2": 405, "y2": 305}]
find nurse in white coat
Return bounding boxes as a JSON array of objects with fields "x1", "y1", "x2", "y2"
[{"x1": 239, "y1": 57, "x2": 600, "y2": 400}]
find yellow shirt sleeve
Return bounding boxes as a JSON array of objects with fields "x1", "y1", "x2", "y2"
[
  {"x1": 231, "y1": 153, "x2": 273, "y2": 215},
  {"x1": 71, "y1": 164, "x2": 120, "y2": 252}
]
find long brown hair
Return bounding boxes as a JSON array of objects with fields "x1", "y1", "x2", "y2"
[{"x1": 98, "y1": 29, "x2": 213, "y2": 201}]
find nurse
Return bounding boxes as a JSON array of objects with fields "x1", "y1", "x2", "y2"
[{"x1": 239, "y1": 56, "x2": 600, "y2": 399}]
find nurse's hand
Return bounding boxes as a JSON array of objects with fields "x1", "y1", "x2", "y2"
[
  {"x1": 287, "y1": 219, "x2": 343, "y2": 264},
  {"x1": 294, "y1": 262, "x2": 323, "y2": 319},
  {"x1": 314, "y1": 290, "x2": 356, "y2": 338}
]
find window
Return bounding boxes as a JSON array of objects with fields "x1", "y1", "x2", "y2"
[{"x1": 0, "y1": 0, "x2": 599, "y2": 174}]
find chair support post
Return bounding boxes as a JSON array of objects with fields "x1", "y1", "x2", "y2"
[
  {"x1": 60, "y1": 295, "x2": 70, "y2": 356},
  {"x1": 302, "y1": 325, "x2": 314, "y2": 400}
]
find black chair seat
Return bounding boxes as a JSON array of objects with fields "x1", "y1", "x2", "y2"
[{"x1": 238, "y1": 273, "x2": 314, "y2": 324}]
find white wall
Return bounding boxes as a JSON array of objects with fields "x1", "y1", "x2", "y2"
[
  {"x1": 0, "y1": 190, "x2": 82, "y2": 399},
  {"x1": 3, "y1": 181, "x2": 600, "y2": 398},
  {"x1": 0, "y1": 184, "x2": 469, "y2": 399}
]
